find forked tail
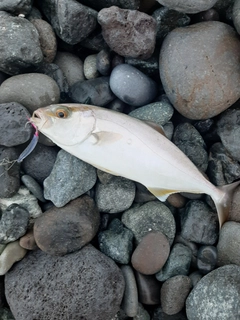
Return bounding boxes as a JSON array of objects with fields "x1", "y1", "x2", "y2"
[{"x1": 212, "y1": 180, "x2": 240, "y2": 228}]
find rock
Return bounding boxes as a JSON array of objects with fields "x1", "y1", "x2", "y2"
[
  {"x1": 98, "y1": 6, "x2": 157, "y2": 59},
  {"x1": 98, "y1": 219, "x2": 133, "y2": 264},
  {"x1": 0, "y1": 186, "x2": 42, "y2": 219},
  {"x1": 0, "y1": 73, "x2": 60, "y2": 113},
  {"x1": 133, "y1": 304, "x2": 150, "y2": 320},
  {"x1": 39, "y1": 0, "x2": 97, "y2": 45},
  {"x1": 95, "y1": 176, "x2": 135, "y2": 213},
  {"x1": 125, "y1": 55, "x2": 159, "y2": 77},
  {"x1": 131, "y1": 231, "x2": 170, "y2": 275},
  {"x1": 5, "y1": 245, "x2": 125, "y2": 320},
  {"x1": 214, "y1": 0, "x2": 234, "y2": 11},
  {"x1": 167, "y1": 193, "x2": 186, "y2": 208},
  {"x1": 160, "y1": 21, "x2": 240, "y2": 120},
  {"x1": 122, "y1": 201, "x2": 176, "y2": 245},
  {"x1": 134, "y1": 183, "x2": 156, "y2": 203},
  {"x1": 189, "y1": 271, "x2": 203, "y2": 287},
  {"x1": 121, "y1": 265, "x2": 138, "y2": 317},
  {"x1": 0, "y1": 241, "x2": 27, "y2": 275},
  {"x1": 21, "y1": 175, "x2": 45, "y2": 203},
  {"x1": 173, "y1": 123, "x2": 208, "y2": 172},
  {"x1": 19, "y1": 230, "x2": 37, "y2": 250},
  {"x1": 161, "y1": 275, "x2": 192, "y2": 315},
  {"x1": 135, "y1": 271, "x2": 161, "y2": 305},
  {"x1": 0, "y1": 102, "x2": 32, "y2": 147},
  {"x1": 70, "y1": 76, "x2": 115, "y2": 106},
  {"x1": 156, "y1": 0, "x2": 218, "y2": 14},
  {"x1": 80, "y1": 0, "x2": 140, "y2": 11},
  {"x1": 44, "y1": 150, "x2": 97, "y2": 207},
  {"x1": 97, "y1": 49, "x2": 111, "y2": 76},
  {"x1": 197, "y1": 245, "x2": 217, "y2": 274},
  {"x1": 0, "y1": 204, "x2": 29, "y2": 244},
  {"x1": 174, "y1": 234, "x2": 198, "y2": 267},
  {"x1": 217, "y1": 221, "x2": 240, "y2": 266},
  {"x1": 186, "y1": 265, "x2": 240, "y2": 320},
  {"x1": 229, "y1": 186, "x2": 240, "y2": 222},
  {"x1": 156, "y1": 243, "x2": 192, "y2": 282},
  {"x1": 80, "y1": 30, "x2": 109, "y2": 51},
  {"x1": 152, "y1": 307, "x2": 188, "y2": 320},
  {"x1": 110, "y1": 64, "x2": 158, "y2": 107},
  {"x1": 180, "y1": 200, "x2": 219, "y2": 245},
  {"x1": 26, "y1": 6, "x2": 42, "y2": 20},
  {"x1": 0, "y1": 0, "x2": 32, "y2": 15},
  {"x1": 54, "y1": 52, "x2": 85, "y2": 86},
  {"x1": 0, "y1": 308, "x2": 15, "y2": 320},
  {"x1": 233, "y1": 0, "x2": 240, "y2": 34},
  {"x1": 193, "y1": 8, "x2": 220, "y2": 22},
  {"x1": 106, "y1": 98, "x2": 128, "y2": 113},
  {"x1": 34, "y1": 196, "x2": 100, "y2": 256},
  {"x1": 0, "y1": 12, "x2": 43, "y2": 75},
  {"x1": 84, "y1": 54, "x2": 99, "y2": 79}
]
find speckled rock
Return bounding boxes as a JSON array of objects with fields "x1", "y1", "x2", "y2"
[
  {"x1": 121, "y1": 265, "x2": 138, "y2": 317},
  {"x1": 0, "y1": 241, "x2": 27, "y2": 275},
  {"x1": 84, "y1": 54, "x2": 99, "y2": 79},
  {"x1": 156, "y1": 0, "x2": 218, "y2": 14},
  {"x1": 98, "y1": 6, "x2": 157, "y2": 59},
  {"x1": 135, "y1": 272, "x2": 161, "y2": 305},
  {"x1": 160, "y1": 21, "x2": 240, "y2": 120},
  {"x1": 197, "y1": 245, "x2": 217, "y2": 274},
  {"x1": 0, "y1": 0, "x2": 32, "y2": 15},
  {"x1": 186, "y1": 265, "x2": 240, "y2": 320},
  {"x1": 21, "y1": 175, "x2": 45, "y2": 203}
]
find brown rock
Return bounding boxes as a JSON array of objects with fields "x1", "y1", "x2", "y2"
[
  {"x1": 131, "y1": 231, "x2": 170, "y2": 275},
  {"x1": 135, "y1": 271, "x2": 161, "y2": 305},
  {"x1": 98, "y1": 6, "x2": 157, "y2": 59},
  {"x1": 167, "y1": 193, "x2": 186, "y2": 208},
  {"x1": 19, "y1": 230, "x2": 38, "y2": 250},
  {"x1": 160, "y1": 21, "x2": 240, "y2": 120},
  {"x1": 229, "y1": 186, "x2": 240, "y2": 222},
  {"x1": 34, "y1": 195, "x2": 100, "y2": 256}
]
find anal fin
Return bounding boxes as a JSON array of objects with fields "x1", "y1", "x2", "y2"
[{"x1": 148, "y1": 187, "x2": 179, "y2": 202}]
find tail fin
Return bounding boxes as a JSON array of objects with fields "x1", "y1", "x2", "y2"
[{"x1": 212, "y1": 180, "x2": 240, "y2": 228}]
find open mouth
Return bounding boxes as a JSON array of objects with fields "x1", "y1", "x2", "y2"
[{"x1": 32, "y1": 110, "x2": 42, "y2": 120}]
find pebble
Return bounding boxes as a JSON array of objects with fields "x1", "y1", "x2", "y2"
[
  {"x1": 0, "y1": 0, "x2": 32, "y2": 15},
  {"x1": 39, "y1": 0, "x2": 97, "y2": 45},
  {"x1": 19, "y1": 229, "x2": 38, "y2": 250},
  {"x1": 167, "y1": 193, "x2": 186, "y2": 208},
  {"x1": 152, "y1": 307, "x2": 188, "y2": 320},
  {"x1": 133, "y1": 303, "x2": 150, "y2": 320},
  {"x1": 173, "y1": 123, "x2": 208, "y2": 172},
  {"x1": 110, "y1": 64, "x2": 158, "y2": 107},
  {"x1": 0, "y1": 241, "x2": 27, "y2": 275},
  {"x1": 122, "y1": 201, "x2": 176, "y2": 245},
  {"x1": 98, "y1": 6, "x2": 157, "y2": 59},
  {"x1": 229, "y1": 186, "x2": 240, "y2": 222},
  {"x1": 233, "y1": 0, "x2": 240, "y2": 34},
  {"x1": 21, "y1": 175, "x2": 45, "y2": 202},
  {"x1": 43, "y1": 149, "x2": 97, "y2": 207},
  {"x1": 53, "y1": 51, "x2": 85, "y2": 86},
  {"x1": 0, "y1": 186, "x2": 42, "y2": 219},
  {"x1": 106, "y1": 98, "x2": 128, "y2": 113},
  {"x1": 70, "y1": 76, "x2": 115, "y2": 106},
  {"x1": 197, "y1": 245, "x2": 217, "y2": 274},
  {"x1": 0, "y1": 308, "x2": 15, "y2": 320},
  {"x1": 0, "y1": 204, "x2": 29, "y2": 244},
  {"x1": 0, "y1": 102, "x2": 32, "y2": 147},
  {"x1": 120, "y1": 265, "x2": 138, "y2": 317},
  {"x1": 96, "y1": 49, "x2": 111, "y2": 76},
  {"x1": 189, "y1": 271, "x2": 203, "y2": 287},
  {"x1": 95, "y1": 176, "x2": 135, "y2": 213},
  {"x1": 125, "y1": 54, "x2": 159, "y2": 77},
  {"x1": 84, "y1": 54, "x2": 99, "y2": 79},
  {"x1": 0, "y1": 73, "x2": 60, "y2": 113},
  {"x1": 80, "y1": 0, "x2": 140, "y2": 11},
  {"x1": 98, "y1": 218, "x2": 133, "y2": 264},
  {"x1": 5, "y1": 245, "x2": 125, "y2": 320},
  {"x1": 134, "y1": 183, "x2": 156, "y2": 203},
  {"x1": 156, "y1": 243, "x2": 192, "y2": 282},
  {"x1": 161, "y1": 275, "x2": 192, "y2": 315},
  {"x1": 186, "y1": 265, "x2": 240, "y2": 320},
  {"x1": 160, "y1": 21, "x2": 240, "y2": 120},
  {"x1": 34, "y1": 196, "x2": 100, "y2": 255},
  {"x1": 135, "y1": 271, "x2": 161, "y2": 305},
  {"x1": 131, "y1": 231, "x2": 170, "y2": 275},
  {"x1": 156, "y1": 0, "x2": 218, "y2": 14},
  {"x1": 0, "y1": 12, "x2": 43, "y2": 75},
  {"x1": 180, "y1": 200, "x2": 219, "y2": 245}
]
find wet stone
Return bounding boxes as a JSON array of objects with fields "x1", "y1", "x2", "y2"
[
  {"x1": 197, "y1": 245, "x2": 217, "y2": 274},
  {"x1": 156, "y1": 0, "x2": 218, "y2": 14},
  {"x1": 135, "y1": 271, "x2": 161, "y2": 305},
  {"x1": 21, "y1": 175, "x2": 45, "y2": 203},
  {"x1": 120, "y1": 265, "x2": 138, "y2": 317}
]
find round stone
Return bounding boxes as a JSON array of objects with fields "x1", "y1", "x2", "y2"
[
  {"x1": 197, "y1": 245, "x2": 218, "y2": 274},
  {"x1": 156, "y1": 0, "x2": 218, "y2": 14},
  {"x1": 83, "y1": 54, "x2": 99, "y2": 79}
]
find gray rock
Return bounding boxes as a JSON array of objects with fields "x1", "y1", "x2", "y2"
[
  {"x1": 152, "y1": 307, "x2": 188, "y2": 320},
  {"x1": 186, "y1": 265, "x2": 240, "y2": 320},
  {"x1": 5, "y1": 245, "x2": 125, "y2": 320},
  {"x1": 156, "y1": 0, "x2": 218, "y2": 14},
  {"x1": 97, "y1": 49, "x2": 111, "y2": 76},
  {"x1": 173, "y1": 123, "x2": 208, "y2": 172},
  {"x1": 0, "y1": 204, "x2": 29, "y2": 244},
  {"x1": 44, "y1": 150, "x2": 97, "y2": 207},
  {"x1": 0, "y1": 12, "x2": 43, "y2": 75},
  {"x1": 133, "y1": 303, "x2": 150, "y2": 320},
  {"x1": 121, "y1": 265, "x2": 138, "y2": 317},
  {"x1": 110, "y1": 64, "x2": 157, "y2": 107},
  {"x1": 80, "y1": 30, "x2": 109, "y2": 52},
  {"x1": 21, "y1": 175, "x2": 45, "y2": 202},
  {"x1": 98, "y1": 219, "x2": 133, "y2": 264},
  {"x1": 80, "y1": 0, "x2": 140, "y2": 11},
  {"x1": 0, "y1": 73, "x2": 60, "y2": 113},
  {"x1": 122, "y1": 201, "x2": 176, "y2": 245},
  {"x1": 95, "y1": 176, "x2": 135, "y2": 213},
  {"x1": 26, "y1": 6, "x2": 42, "y2": 21},
  {"x1": 135, "y1": 271, "x2": 161, "y2": 305},
  {"x1": 229, "y1": 185, "x2": 240, "y2": 223},
  {"x1": 84, "y1": 54, "x2": 99, "y2": 79},
  {"x1": 39, "y1": 0, "x2": 97, "y2": 45},
  {"x1": 156, "y1": 243, "x2": 192, "y2": 282},
  {"x1": 214, "y1": 0, "x2": 234, "y2": 10},
  {"x1": 0, "y1": 308, "x2": 15, "y2": 320},
  {"x1": 125, "y1": 54, "x2": 159, "y2": 77},
  {"x1": 233, "y1": 0, "x2": 240, "y2": 34},
  {"x1": 0, "y1": 0, "x2": 32, "y2": 15},
  {"x1": 197, "y1": 245, "x2": 217, "y2": 274},
  {"x1": 189, "y1": 271, "x2": 203, "y2": 287}
]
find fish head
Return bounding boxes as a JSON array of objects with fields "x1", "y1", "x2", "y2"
[{"x1": 30, "y1": 104, "x2": 96, "y2": 146}]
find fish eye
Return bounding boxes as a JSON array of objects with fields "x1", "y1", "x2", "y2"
[{"x1": 55, "y1": 108, "x2": 69, "y2": 119}]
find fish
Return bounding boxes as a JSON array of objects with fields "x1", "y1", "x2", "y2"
[{"x1": 30, "y1": 103, "x2": 240, "y2": 227}]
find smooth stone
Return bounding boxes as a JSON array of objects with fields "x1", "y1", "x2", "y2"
[
  {"x1": 197, "y1": 245, "x2": 217, "y2": 274},
  {"x1": 98, "y1": 6, "x2": 157, "y2": 59},
  {"x1": 0, "y1": 12, "x2": 43, "y2": 75},
  {"x1": 96, "y1": 49, "x2": 111, "y2": 76},
  {"x1": 186, "y1": 265, "x2": 240, "y2": 320},
  {"x1": 135, "y1": 271, "x2": 161, "y2": 305},
  {"x1": 189, "y1": 271, "x2": 203, "y2": 287},
  {"x1": 229, "y1": 186, "x2": 240, "y2": 222},
  {"x1": 134, "y1": 182, "x2": 156, "y2": 203},
  {"x1": 19, "y1": 230, "x2": 37, "y2": 250},
  {"x1": 133, "y1": 303, "x2": 150, "y2": 320},
  {"x1": 122, "y1": 201, "x2": 176, "y2": 245},
  {"x1": 79, "y1": 0, "x2": 140, "y2": 11},
  {"x1": 44, "y1": 150, "x2": 97, "y2": 207},
  {"x1": 156, "y1": 243, "x2": 192, "y2": 282},
  {"x1": 0, "y1": 0, "x2": 32, "y2": 15},
  {"x1": 156, "y1": 0, "x2": 218, "y2": 13},
  {"x1": 160, "y1": 21, "x2": 240, "y2": 120},
  {"x1": 110, "y1": 64, "x2": 157, "y2": 107},
  {"x1": 161, "y1": 275, "x2": 192, "y2": 315},
  {"x1": 83, "y1": 54, "x2": 99, "y2": 79},
  {"x1": 193, "y1": 8, "x2": 220, "y2": 22},
  {"x1": 167, "y1": 193, "x2": 186, "y2": 208},
  {"x1": 98, "y1": 219, "x2": 133, "y2": 264},
  {"x1": 131, "y1": 231, "x2": 170, "y2": 275},
  {"x1": 152, "y1": 307, "x2": 188, "y2": 320},
  {"x1": 163, "y1": 121, "x2": 174, "y2": 140},
  {"x1": 5, "y1": 245, "x2": 125, "y2": 320},
  {"x1": 0, "y1": 186, "x2": 42, "y2": 219},
  {"x1": 34, "y1": 196, "x2": 100, "y2": 256},
  {"x1": 0, "y1": 103, "x2": 32, "y2": 147},
  {"x1": 70, "y1": 76, "x2": 115, "y2": 106},
  {"x1": 21, "y1": 175, "x2": 45, "y2": 203},
  {"x1": 95, "y1": 176, "x2": 135, "y2": 213},
  {"x1": 121, "y1": 265, "x2": 138, "y2": 317},
  {"x1": 0, "y1": 73, "x2": 60, "y2": 113},
  {"x1": 0, "y1": 241, "x2": 27, "y2": 275},
  {"x1": 106, "y1": 98, "x2": 128, "y2": 113},
  {"x1": 180, "y1": 200, "x2": 219, "y2": 245},
  {"x1": 97, "y1": 169, "x2": 115, "y2": 184}
]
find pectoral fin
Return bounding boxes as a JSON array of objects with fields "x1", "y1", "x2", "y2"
[
  {"x1": 89, "y1": 131, "x2": 122, "y2": 145},
  {"x1": 148, "y1": 187, "x2": 178, "y2": 202}
]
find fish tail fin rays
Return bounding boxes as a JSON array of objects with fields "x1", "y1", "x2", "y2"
[
  {"x1": 147, "y1": 187, "x2": 179, "y2": 202},
  {"x1": 212, "y1": 180, "x2": 240, "y2": 228}
]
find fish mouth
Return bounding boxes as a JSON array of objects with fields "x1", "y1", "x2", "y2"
[{"x1": 30, "y1": 109, "x2": 49, "y2": 130}]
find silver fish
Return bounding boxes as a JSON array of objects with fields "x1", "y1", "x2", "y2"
[{"x1": 30, "y1": 104, "x2": 240, "y2": 227}]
